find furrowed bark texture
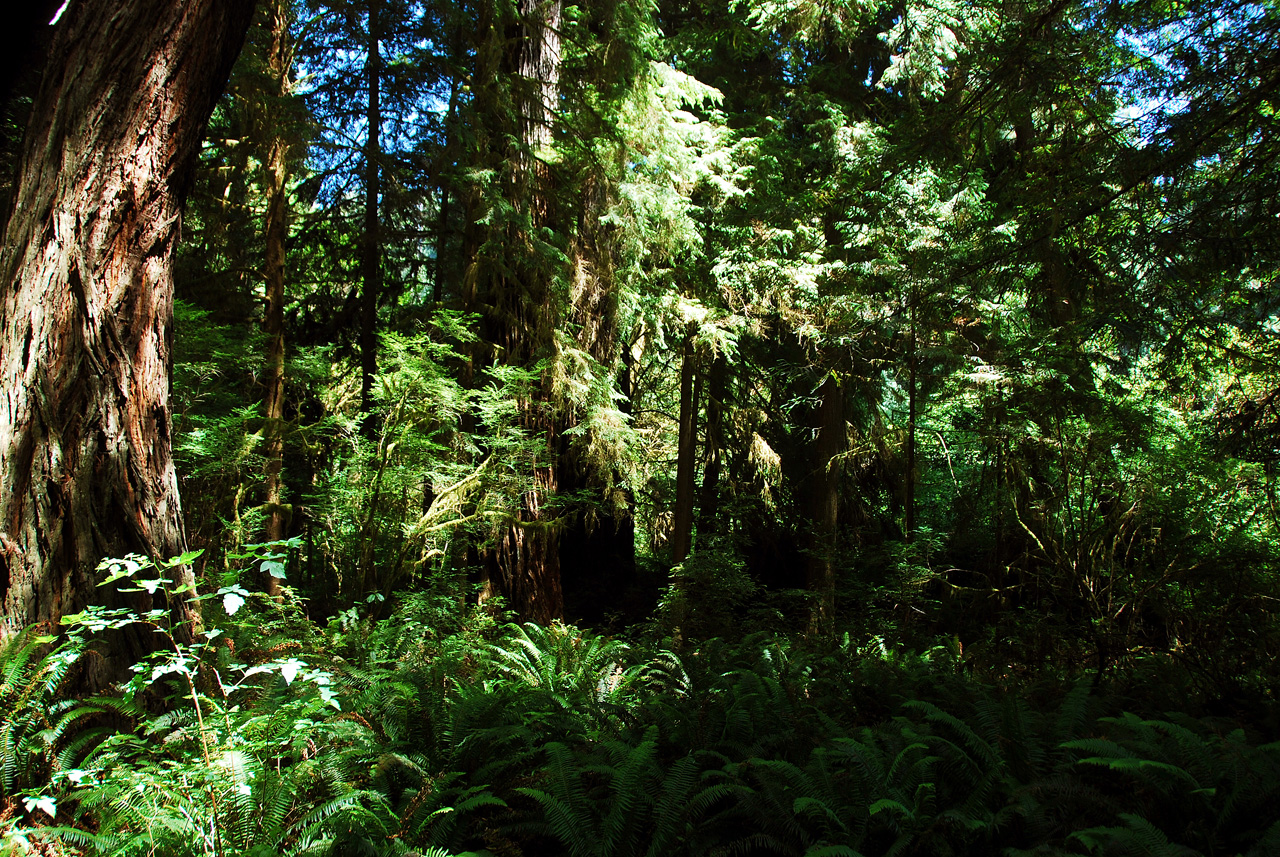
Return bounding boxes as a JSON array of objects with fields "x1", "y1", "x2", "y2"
[
  {"x1": 0, "y1": 0, "x2": 255, "y2": 667},
  {"x1": 470, "y1": 0, "x2": 565, "y2": 623},
  {"x1": 467, "y1": 0, "x2": 633, "y2": 624},
  {"x1": 262, "y1": 0, "x2": 294, "y2": 597}
]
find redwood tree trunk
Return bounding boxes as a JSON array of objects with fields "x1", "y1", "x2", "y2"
[
  {"x1": 472, "y1": 0, "x2": 565, "y2": 622},
  {"x1": 513, "y1": 0, "x2": 562, "y2": 161},
  {"x1": 0, "y1": 0, "x2": 255, "y2": 676},
  {"x1": 261, "y1": 0, "x2": 293, "y2": 596}
]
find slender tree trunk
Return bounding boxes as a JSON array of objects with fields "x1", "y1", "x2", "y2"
[
  {"x1": 359, "y1": 0, "x2": 382, "y2": 421},
  {"x1": 432, "y1": 21, "x2": 465, "y2": 305},
  {"x1": 807, "y1": 373, "x2": 844, "y2": 637},
  {"x1": 261, "y1": 0, "x2": 293, "y2": 596},
  {"x1": 697, "y1": 353, "x2": 727, "y2": 536},
  {"x1": 432, "y1": 79, "x2": 459, "y2": 305},
  {"x1": 905, "y1": 299, "x2": 917, "y2": 542},
  {"x1": 994, "y1": 391, "x2": 1005, "y2": 570},
  {"x1": 0, "y1": 0, "x2": 255, "y2": 681},
  {"x1": 671, "y1": 327, "x2": 698, "y2": 564}
]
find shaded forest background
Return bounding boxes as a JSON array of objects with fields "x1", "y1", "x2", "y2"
[{"x1": 2, "y1": 0, "x2": 1280, "y2": 854}]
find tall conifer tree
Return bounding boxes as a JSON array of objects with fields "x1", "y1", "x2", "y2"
[{"x1": 0, "y1": 0, "x2": 255, "y2": 679}]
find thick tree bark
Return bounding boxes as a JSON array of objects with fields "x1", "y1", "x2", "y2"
[
  {"x1": 0, "y1": 0, "x2": 255, "y2": 677},
  {"x1": 471, "y1": 0, "x2": 566, "y2": 622},
  {"x1": 513, "y1": 0, "x2": 561, "y2": 162},
  {"x1": 261, "y1": 0, "x2": 293, "y2": 596},
  {"x1": 671, "y1": 328, "x2": 698, "y2": 564},
  {"x1": 359, "y1": 0, "x2": 382, "y2": 421},
  {"x1": 807, "y1": 373, "x2": 844, "y2": 637},
  {"x1": 469, "y1": 0, "x2": 632, "y2": 624}
]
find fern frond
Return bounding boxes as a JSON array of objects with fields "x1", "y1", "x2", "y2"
[
  {"x1": 905, "y1": 700, "x2": 1004, "y2": 774},
  {"x1": 599, "y1": 735, "x2": 658, "y2": 855},
  {"x1": 1069, "y1": 813, "x2": 1197, "y2": 857},
  {"x1": 803, "y1": 845, "x2": 866, "y2": 857},
  {"x1": 1246, "y1": 818, "x2": 1280, "y2": 857}
]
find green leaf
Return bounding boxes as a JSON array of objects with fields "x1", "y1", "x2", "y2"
[
  {"x1": 163, "y1": 549, "x2": 204, "y2": 567},
  {"x1": 869, "y1": 799, "x2": 911, "y2": 817}
]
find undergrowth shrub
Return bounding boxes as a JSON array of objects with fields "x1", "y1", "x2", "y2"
[
  {"x1": 0, "y1": 629, "x2": 114, "y2": 835},
  {"x1": 8, "y1": 554, "x2": 1280, "y2": 857}
]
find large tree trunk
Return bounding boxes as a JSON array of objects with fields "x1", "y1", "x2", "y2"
[
  {"x1": 261, "y1": 0, "x2": 293, "y2": 596},
  {"x1": 470, "y1": 0, "x2": 565, "y2": 622},
  {"x1": 513, "y1": 0, "x2": 561, "y2": 162},
  {"x1": 0, "y1": 0, "x2": 255, "y2": 680},
  {"x1": 469, "y1": 0, "x2": 633, "y2": 624}
]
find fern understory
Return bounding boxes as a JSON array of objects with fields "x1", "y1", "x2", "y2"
[{"x1": 2, "y1": 579, "x2": 1279, "y2": 857}]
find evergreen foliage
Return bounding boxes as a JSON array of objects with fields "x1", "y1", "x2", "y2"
[
  {"x1": 11, "y1": 583, "x2": 1280, "y2": 856},
  {"x1": 4, "y1": 0, "x2": 1280, "y2": 852}
]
